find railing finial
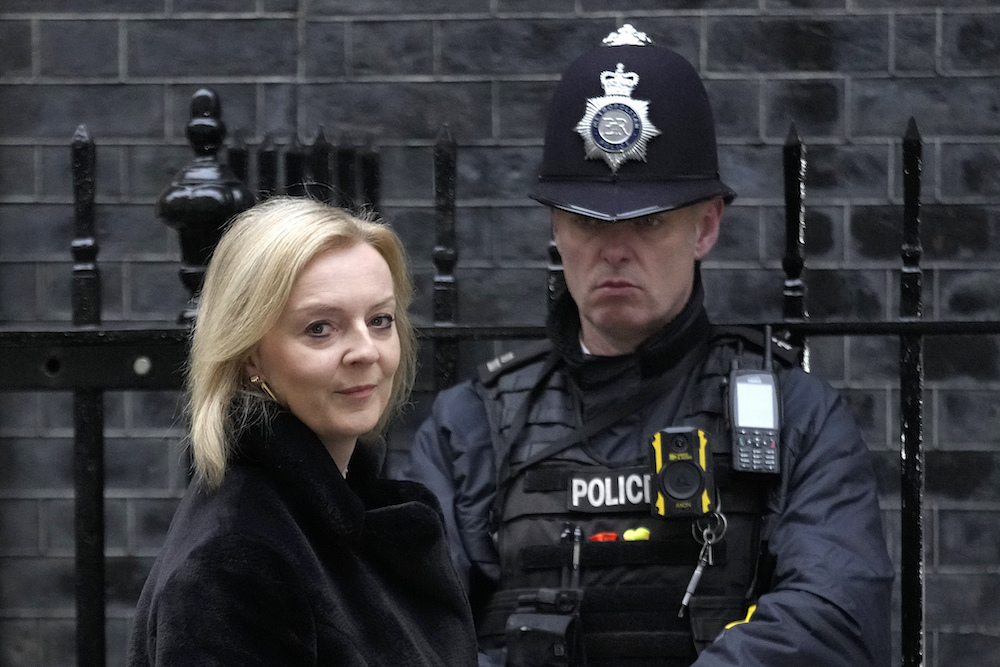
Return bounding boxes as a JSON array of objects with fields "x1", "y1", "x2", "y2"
[{"x1": 157, "y1": 88, "x2": 255, "y2": 325}]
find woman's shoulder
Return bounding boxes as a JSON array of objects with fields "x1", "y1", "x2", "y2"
[
  {"x1": 159, "y1": 467, "x2": 304, "y2": 562},
  {"x1": 133, "y1": 519, "x2": 316, "y2": 663}
]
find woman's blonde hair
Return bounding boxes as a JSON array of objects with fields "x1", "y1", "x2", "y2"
[{"x1": 187, "y1": 196, "x2": 416, "y2": 487}]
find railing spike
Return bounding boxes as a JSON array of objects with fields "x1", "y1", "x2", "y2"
[
  {"x1": 359, "y1": 137, "x2": 381, "y2": 213},
  {"x1": 785, "y1": 121, "x2": 800, "y2": 144},
  {"x1": 71, "y1": 124, "x2": 100, "y2": 327},
  {"x1": 432, "y1": 123, "x2": 459, "y2": 390},
  {"x1": 899, "y1": 116, "x2": 925, "y2": 667},
  {"x1": 228, "y1": 128, "x2": 249, "y2": 186},
  {"x1": 257, "y1": 133, "x2": 277, "y2": 200},
  {"x1": 336, "y1": 134, "x2": 357, "y2": 209},
  {"x1": 308, "y1": 127, "x2": 332, "y2": 203},
  {"x1": 285, "y1": 134, "x2": 306, "y2": 197},
  {"x1": 70, "y1": 122, "x2": 107, "y2": 667},
  {"x1": 782, "y1": 122, "x2": 809, "y2": 367}
]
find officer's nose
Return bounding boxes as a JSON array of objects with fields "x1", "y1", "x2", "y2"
[{"x1": 597, "y1": 223, "x2": 636, "y2": 264}]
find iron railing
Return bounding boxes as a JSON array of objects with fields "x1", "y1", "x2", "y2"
[{"x1": 2, "y1": 88, "x2": 997, "y2": 667}]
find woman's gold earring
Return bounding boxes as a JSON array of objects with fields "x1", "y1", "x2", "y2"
[{"x1": 249, "y1": 375, "x2": 279, "y2": 402}]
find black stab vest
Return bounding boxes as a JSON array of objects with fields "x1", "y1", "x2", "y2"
[{"x1": 476, "y1": 330, "x2": 785, "y2": 666}]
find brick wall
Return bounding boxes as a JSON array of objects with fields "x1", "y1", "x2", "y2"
[{"x1": 1, "y1": 1, "x2": 1000, "y2": 665}]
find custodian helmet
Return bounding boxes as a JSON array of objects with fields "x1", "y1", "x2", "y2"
[{"x1": 531, "y1": 25, "x2": 735, "y2": 221}]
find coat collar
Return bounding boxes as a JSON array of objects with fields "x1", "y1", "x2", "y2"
[{"x1": 233, "y1": 410, "x2": 387, "y2": 539}]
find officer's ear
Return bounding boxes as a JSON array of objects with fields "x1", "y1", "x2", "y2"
[{"x1": 693, "y1": 198, "x2": 723, "y2": 260}]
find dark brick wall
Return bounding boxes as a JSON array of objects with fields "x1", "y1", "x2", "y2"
[{"x1": 2, "y1": 2, "x2": 1000, "y2": 666}]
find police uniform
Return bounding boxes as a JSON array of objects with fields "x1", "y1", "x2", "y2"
[{"x1": 404, "y1": 25, "x2": 893, "y2": 667}]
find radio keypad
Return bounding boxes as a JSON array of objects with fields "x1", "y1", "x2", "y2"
[{"x1": 734, "y1": 428, "x2": 779, "y2": 473}]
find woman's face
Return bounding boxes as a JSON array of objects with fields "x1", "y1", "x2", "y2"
[{"x1": 247, "y1": 243, "x2": 401, "y2": 463}]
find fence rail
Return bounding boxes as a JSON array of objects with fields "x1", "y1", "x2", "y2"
[{"x1": 1, "y1": 87, "x2": 995, "y2": 667}]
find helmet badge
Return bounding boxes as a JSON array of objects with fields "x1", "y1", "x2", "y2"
[
  {"x1": 602, "y1": 24, "x2": 653, "y2": 47},
  {"x1": 574, "y1": 62, "x2": 662, "y2": 173}
]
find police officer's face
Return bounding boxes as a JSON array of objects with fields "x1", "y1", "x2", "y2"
[{"x1": 552, "y1": 200, "x2": 722, "y2": 356}]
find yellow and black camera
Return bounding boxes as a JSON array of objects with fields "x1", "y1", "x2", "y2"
[{"x1": 650, "y1": 426, "x2": 716, "y2": 517}]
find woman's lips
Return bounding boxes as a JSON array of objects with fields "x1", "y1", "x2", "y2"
[{"x1": 338, "y1": 384, "x2": 376, "y2": 399}]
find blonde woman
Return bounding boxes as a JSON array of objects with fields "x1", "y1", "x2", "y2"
[{"x1": 128, "y1": 197, "x2": 476, "y2": 666}]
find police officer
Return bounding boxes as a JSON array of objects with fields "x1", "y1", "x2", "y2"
[{"x1": 404, "y1": 25, "x2": 893, "y2": 667}]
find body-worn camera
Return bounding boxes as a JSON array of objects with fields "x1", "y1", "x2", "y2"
[
  {"x1": 505, "y1": 588, "x2": 585, "y2": 667},
  {"x1": 650, "y1": 427, "x2": 716, "y2": 517}
]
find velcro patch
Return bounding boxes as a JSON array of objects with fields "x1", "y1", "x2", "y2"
[{"x1": 567, "y1": 466, "x2": 651, "y2": 513}]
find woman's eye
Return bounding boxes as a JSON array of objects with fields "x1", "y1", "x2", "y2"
[
  {"x1": 370, "y1": 314, "x2": 395, "y2": 330},
  {"x1": 306, "y1": 322, "x2": 331, "y2": 336}
]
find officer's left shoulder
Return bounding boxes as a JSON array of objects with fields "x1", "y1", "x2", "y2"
[{"x1": 476, "y1": 338, "x2": 554, "y2": 385}]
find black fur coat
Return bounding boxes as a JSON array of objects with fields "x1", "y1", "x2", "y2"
[{"x1": 127, "y1": 410, "x2": 478, "y2": 666}]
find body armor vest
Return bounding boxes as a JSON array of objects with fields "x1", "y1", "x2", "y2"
[{"x1": 476, "y1": 330, "x2": 784, "y2": 666}]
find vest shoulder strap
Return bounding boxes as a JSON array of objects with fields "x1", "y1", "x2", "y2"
[
  {"x1": 708, "y1": 325, "x2": 801, "y2": 370},
  {"x1": 477, "y1": 338, "x2": 554, "y2": 386}
]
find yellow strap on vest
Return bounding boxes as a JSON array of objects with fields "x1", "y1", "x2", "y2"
[{"x1": 724, "y1": 604, "x2": 757, "y2": 630}]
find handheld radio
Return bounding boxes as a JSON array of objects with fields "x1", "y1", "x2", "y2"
[{"x1": 729, "y1": 328, "x2": 782, "y2": 474}]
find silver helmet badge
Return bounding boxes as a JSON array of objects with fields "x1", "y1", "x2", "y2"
[
  {"x1": 602, "y1": 24, "x2": 653, "y2": 47},
  {"x1": 574, "y1": 61, "x2": 661, "y2": 173}
]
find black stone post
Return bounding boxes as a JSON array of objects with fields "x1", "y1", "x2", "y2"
[
  {"x1": 899, "y1": 117, "x2": 925, "y2": 667},
  {"x1": 157, "y1": 89, "x2": 255, "y2": 325}
]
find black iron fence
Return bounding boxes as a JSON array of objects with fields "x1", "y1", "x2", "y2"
[{"x1": 2, "y1": 88, "x2": 998, "y2": 667}]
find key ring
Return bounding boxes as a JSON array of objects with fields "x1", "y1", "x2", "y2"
[{"x1": 692, "y1": 511, "x2": 728, "y2": 545}]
